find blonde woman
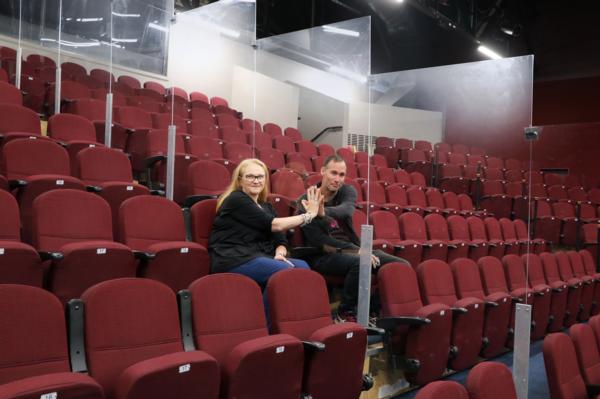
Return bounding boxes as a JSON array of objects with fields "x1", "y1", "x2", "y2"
[{"x1": 209, "y1": 158, "x2": 322, "y2": 286}]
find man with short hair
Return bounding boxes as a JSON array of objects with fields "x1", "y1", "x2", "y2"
[{"x1": 297, "y1": 154, "x2": 410, "y2": 322}]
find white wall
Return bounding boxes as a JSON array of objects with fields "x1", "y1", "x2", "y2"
[
  {"x1": 167, "y1": 14, "x2": 252, "y2": 103},
  {"x1": 345, "y1": 102, "x2": 444, "y2": 144},
  {"x1": 297, "y1": 86, "x2": 346, "y2": 141},
  {"x1": 231, "y1": 66, "x2": 299, "y2": 129}
]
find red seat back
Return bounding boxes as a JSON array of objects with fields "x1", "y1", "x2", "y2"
[
  {"x1": 82, "y1": 278, "x2": 185, "y2": 397},
  {"x1": 0, "y1": 104, "x2": 41, "y2": 134},
  {"x1": 32, "y1": 189, "x2": 113, "y2": 251},
  {"x1": 189, "y1": 274, "x2": 268, "y2": 364},
  {"x1": 543, "y1": 333, "x2": 589, "y2": 399},
  {"x1": 466, "y1": 362, "x2": 517, "y2": 399},
  {"x1": 417, "y1": 259, "x2": 458, "y2": 306},
  {"x1": 77, "y1": 146, "x2": 133, "y2": 184},
  {"x1": 2, "y1": 139, "x2": 70, "y2": 179},
  {"x1": 118, "y1": 196, "x2": 186, "y2": 249},
  {"x1": 0, "y1": 285, "x2": 71, "y2": 383},
  {"x1": 190, "y1": 199, "x2": 217, "y2": 248},
  {"x1": 48, "y1": 113, "x2": 96, "y2": 142},
  {"x1": 400, "y1": 212, "x2": 427, "y2": 241}
]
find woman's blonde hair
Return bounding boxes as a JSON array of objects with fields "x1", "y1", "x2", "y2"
[{"x1": 216, "y1": 158, "x2": 271, "y2": 209}]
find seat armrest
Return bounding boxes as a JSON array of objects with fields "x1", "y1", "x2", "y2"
[
  {"x1": 485, "y1": 301, "x2": 499, "y2": 308},
  {"x1": 533, "y1": 291, "x2": 545, "y2": 297},
  {"x1": 451, "y1": 307, "x2": 468, "y2": 314},
  {"x1": 376, "y1": 316, "x2": 430, "y2": 331},
  {"x1": 587, "y1": 384, "x2": 600, "y2": 397},
  {"x1": 366, "y1": 326, "x2": 385, "y2": 336},
  {"x1": 133, "y1": 250, "x2": 156, "y2": 261},
  {"x1": 182, "y1": 195, "x2": 218, "y2": 208},
  {"x1": 8, "y1": 179, "x2": 27, "y2": 189},
  {"x1": 150, "y1": 189, "x2": 165, "y2": 196},
  {"x1": 177, "y1": 290, "x2": 195, "y2": 351},
  {"x1": 38, "y1": 251, "x2": 64, "y2": 261},
  {"x1": 302, "y1": 340, "x2": 326, "y2": 352},
  {"x1": 144, "y1": 154, "x2": 166, "y2": 169},
  {"x1": 86, "y1": 185, "x2": 102, "y2": 193}
]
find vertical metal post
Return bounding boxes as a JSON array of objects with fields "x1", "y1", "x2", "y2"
[
  {"x1": 596, "y1": 222, "x2": 600, "y2": 273},
  {"x1": 433, "y1": 145, "x2": 439, "y2": 187},
  {"x1": 15, "y1": 0, "x2": 22, "y2": 89},
  {"x1": 475, "y1": 163, "x2": 482, "y2": 208},
  {"x1": 15, "y1": 47, "x2": 22, "y2": 89},
  {"x1": 54, "y1": 68, "x2": 62, "y2": 115},
  {"x1": 357, "y1": 224, "x2": 373, "y2": 327},
  {"x1": 166, "y1": 125, "x2": 177, "y2": 201},
  {"x1": 513, "y1": 303, "x2": 532, "y2": 399},
  {"x1": 575, "y1": 203, "x2": 582, "y2": 250},
  {"x1": 104, "y1": 93, "x2": 113, "y2": 148},
  {"x1": 54, "y1": 0, "x2": 63, "y2": 115}
]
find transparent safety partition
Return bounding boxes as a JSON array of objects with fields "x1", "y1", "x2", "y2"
[
  {"x1": 256, "y1": 16, "x2": 374, "y2": 325},
  {"x1": 4, "y1": 0, "x2": 24, "y2": 89},
  {"x1": 168, "y1": 0, "x2": 257, "y2": 206},
  {"x1": 531, "y1": 121, "x2": 600, "y2": 267},
  {"x1": 367, "y1": 56, "x2": 534, "y2": 397},
  {"x1": 526, "y1": 88, "x2": 600, "y2": 396},
  {"x1": 11, "y1": 0, "x2": 59, "y2": 116}
]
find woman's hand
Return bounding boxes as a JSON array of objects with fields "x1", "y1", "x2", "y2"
[
  {"x1": 301, "y1": 186, "x2": 323, "y2": 217},
  {"x1": 274, "y1": 245, "x2": 294, "y2": 267}
]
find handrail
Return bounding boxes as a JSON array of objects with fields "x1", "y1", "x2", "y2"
[{"x1": 310, "y1": 126, "x2": 343, "y2": 143}]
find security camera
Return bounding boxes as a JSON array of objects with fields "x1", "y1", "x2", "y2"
[{"x1": 524, "y1": 126, "x2": 541, "y2": 141}]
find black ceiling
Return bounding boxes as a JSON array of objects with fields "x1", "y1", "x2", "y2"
[{"x1": 181, "y1": 0, "x2": 600, "y2": 81}]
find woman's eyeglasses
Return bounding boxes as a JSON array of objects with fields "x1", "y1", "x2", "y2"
[{"x1": 243, "y1": 174, "x2": 266, "y2": 182}]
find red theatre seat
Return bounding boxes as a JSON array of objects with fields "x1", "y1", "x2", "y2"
[
  {"x1": 118, "y1": 195, "x2": 209, "y2": 291},
  {"x1": 417, "y1": 259, "x2": 485, "y2": 370},
  {"x1": 32, "y1": 189, "x2": 136, "y2": 304},
  {"x1": 377, "y1": 263, "x2": 452, "y2": 385},
  {"x1": 267, "y1": 269, "x2": 368, "y2": 399},
  {"x1": 184, "y1": 273, "x2": 304, "y2": 399},
  {"x1": 0, "y1": 284, "x2": 104, "y2": 399},
  {"x1": 75, "y1": 278, "x2": 219, "y2": 399},
  {"x1": 0, "y1": 190, "x2": 42, "y2": 286}
]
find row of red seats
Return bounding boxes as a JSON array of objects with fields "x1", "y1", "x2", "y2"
[
  {"x1": 376, "y1": 137, "x2": 486, "y2": 157},
  {"x1": 0, "y1": 269, "x2": 370, "y2": 399},
  {"x1": 371, "y1": 211, "x2": 544, "y2": 267},
  {"x1": 0, "y1": 188, "x2": 210, "y2": 303},
  {"x1": 376, "y1": 251, "x2": 598, "y2": 385},
  {"x1": 543, "y1": 316, "x2": 600, "y2": 399},
  {"x1": 0, "y1": 50, "x2": 236, "y2": 113},
  {"x1": 414, "y1": 362, "x2": 516, "y2": 399},
  {"x1": 375, "y1": 136, "x2": 599, "y2": 190},
  {"x1": 477, "y1": 179, "x2": 600, "y2": 223}
]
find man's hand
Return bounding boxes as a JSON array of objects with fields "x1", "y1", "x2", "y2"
[
  {"x1": 318, "y1": 194, "x2": 325, "y2": 217},
  {"x1": 371, "y1": 254, "x2": 381, "y2": 269}
]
